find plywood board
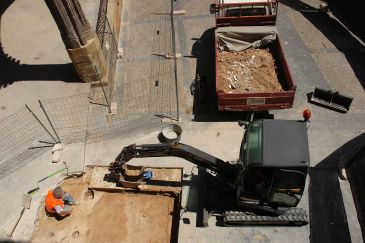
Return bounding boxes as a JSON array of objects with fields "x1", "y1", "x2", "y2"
[{"x1": 89, "y1": 166, "x2": 182, "y2": 194}]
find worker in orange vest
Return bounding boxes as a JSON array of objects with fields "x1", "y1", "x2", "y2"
[{"x1": 45, "y1": 186, "x2": 79, "y2": 217}]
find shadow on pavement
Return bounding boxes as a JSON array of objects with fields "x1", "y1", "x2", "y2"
[
  {"x1": 346, "y1": 140, "x2": 365, "y2": 240},
  {"x1": 327, "y1": 0, "x2": 365, "y2": 44},
  {"x1": 0, "y1": 0, "x2": 80, "y2": 88},
  {"x1": 309, "y1": 133, "x2": 365, "y2": 243},
  {"x1": 280, "y1": 0, "x2": 365, "y2": 91},
  {"x1": 183, "y1": 174, "x2": 200, "y2": 213},
  {"x1": 190, "y1": 28, "x2": 217, "y2": 118}
]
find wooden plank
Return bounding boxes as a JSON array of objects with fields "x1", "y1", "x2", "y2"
[{"x1": 89, "y1": 166, "x2": 182, "y2": 194}]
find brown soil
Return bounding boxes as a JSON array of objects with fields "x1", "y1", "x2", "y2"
[
  {"x1": 31, "y1": 171, "x2": 175, "y2": 243},
  {"x1": 217, "y1": 48, "x2": 283, "y2": 93}
]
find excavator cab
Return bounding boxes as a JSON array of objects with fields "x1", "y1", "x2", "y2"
[{"x1": 239, "y1": 119, "x2": 310, "y2": 209}]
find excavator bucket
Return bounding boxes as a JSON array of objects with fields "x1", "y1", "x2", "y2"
[
  {"x1": 310, "y1": 87, "x2": 353, "y2": 113},
  {"x1": 119, "y1": 165, "x2": 147, "y2": 189}
]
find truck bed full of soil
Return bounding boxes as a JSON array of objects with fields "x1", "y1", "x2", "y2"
[{"x1": 217, "y1": 48, "x2": 283, "y2": 93}]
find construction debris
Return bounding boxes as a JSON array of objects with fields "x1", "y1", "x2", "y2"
[{"x1": 217, "y1": 48, "x2": 283, "y2": 93}]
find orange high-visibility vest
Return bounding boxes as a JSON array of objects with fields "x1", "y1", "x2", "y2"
[{"x1": 45, "y1": 190, "x2": 64, "y2": 213}]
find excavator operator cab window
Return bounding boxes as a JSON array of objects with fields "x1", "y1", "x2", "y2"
[
  {"x1": 243, "y1": 167, "x2": 306, "y2": 207},
  {"x1": 269, "y1": 169, "x2": 306, "y2": 207},
  {"x1": 242, "y1": 167, "x2": 273, "y2": 201}
]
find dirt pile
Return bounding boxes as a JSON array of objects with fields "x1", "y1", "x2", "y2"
[{"x1": 217, "y1": 48, "x2": 283, "y2": 93}]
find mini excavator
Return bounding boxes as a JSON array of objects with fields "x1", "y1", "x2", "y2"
[{"x1": 109, "y1": 115, "x2": 310, "y2": 226}]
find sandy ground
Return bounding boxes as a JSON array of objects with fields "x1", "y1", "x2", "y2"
[
  {"x1": 31, "y1": 171, "x2": 175, "y2": 243},
  {"x1": 217, "y1": 48, "x2": 283, "y2": 93}
]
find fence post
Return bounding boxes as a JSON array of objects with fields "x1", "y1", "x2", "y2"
[
  {"x1": 170, "y1": 0, "x2": 180, "y2": 121},
  {"x1": 38, "y1": 100, "x2": 62, "y2": 143},
  {"x1": 94, "y1": 66, "x2": 112, "y2": 113},
  {"x1": 25, "y1": 104, "x2": 59, "y2": 143}
]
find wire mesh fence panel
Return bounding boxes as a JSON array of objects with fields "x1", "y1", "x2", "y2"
[
  {"x1": 97, "y1": 4, "x2": 118, "y2": 100},
  {"x1": 149, "y1": 13, "x2": 178, "y2": 120},
  {"x1": 90, "y1": 112, "x2": 160, "y2": 144},
  {"x1": 96, "y1": 0, "x2": 108, "y2": 43},
  {"x1": 0, "y1": 147, "x2": 52, "y2": 179},
  {"x1": 86, "y1": 79, "x2": 160, "y2": 144},
  {"x1": 118, "y1": 78, "x2": 152, "y2": 114},
  {"x1": 84, "y1": 87, "x2": 110, "y2": 143},
  {"x1": 102, "y1": 18, "x2": 118, "y2": 87},
  {"x1": 0, "y1": 108, "x2": 55, "y2": 178},
  {"x1": 40, "y1": 93, "x2": 90, "y2": 144},
  {"x1": 0, "y1": 0, "x2": 182, "y2": 178}
]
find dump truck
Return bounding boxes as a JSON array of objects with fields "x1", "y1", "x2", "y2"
[{"x1": 210, "y1": 0, "x2": 296, "y2": 111}]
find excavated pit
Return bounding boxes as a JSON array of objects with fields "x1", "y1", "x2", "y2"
[{"x1": 31, "y1": 167, "x2": 181, "y2": 243}]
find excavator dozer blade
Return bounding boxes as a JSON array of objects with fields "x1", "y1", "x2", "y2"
[{"x1": 310, "y1": 87, "x2": 353, "y2": 113}]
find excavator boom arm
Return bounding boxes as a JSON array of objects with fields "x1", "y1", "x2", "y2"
[{"x1": 109, "y1": 143, "x2": 238, "y2": 177}]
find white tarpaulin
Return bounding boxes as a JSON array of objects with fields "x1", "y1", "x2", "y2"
[{"x1": 216, "y1": 26, "x2": 277, "y2": 52}]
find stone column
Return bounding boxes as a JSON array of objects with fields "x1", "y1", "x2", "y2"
[{"x1": 45, "y1": 0, "x2": 107, "y2": 83}]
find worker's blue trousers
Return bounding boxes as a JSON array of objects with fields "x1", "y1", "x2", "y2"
[{"x1": 62, "y1": 193, "x2": 75, "y2": 205}]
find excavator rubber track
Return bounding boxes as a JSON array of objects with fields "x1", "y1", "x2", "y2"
[{"x1": 223, "y1": 208, "x2": 308, "y2": 226}]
